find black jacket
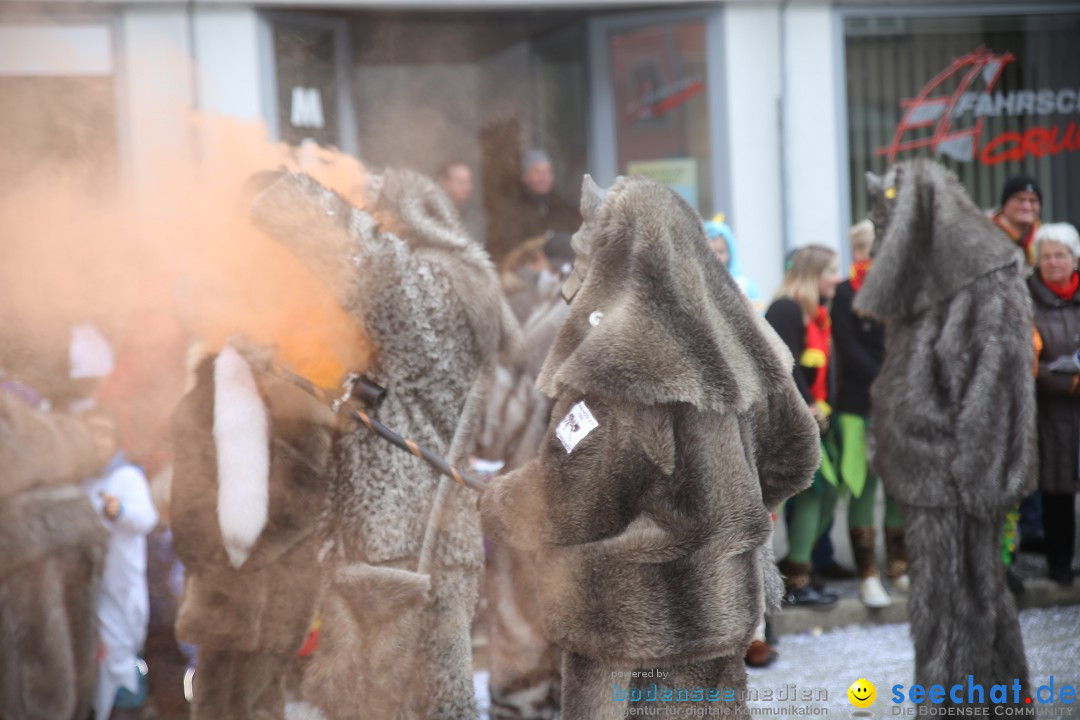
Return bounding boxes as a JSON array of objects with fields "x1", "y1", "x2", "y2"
[
  {"x1": 831, "y1": 279, "x2": 884, "y2": 417},
  {"x1": 765, "y1": 297, "x2": 821, "y2": 406}
]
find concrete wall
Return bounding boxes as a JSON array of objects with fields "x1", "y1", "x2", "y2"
[
  {"x1": 120, "y1": 6, "x2": 195, "y2": 190},
  {"x1": 193, "y1": 6, "x2": 262, "y2": 121},
  {"x1": 781, "y1": 0, "x2": 844, "y2": 259},
  {"x1": 720, "y1": 1, "x2": 785, "y2": 299}
]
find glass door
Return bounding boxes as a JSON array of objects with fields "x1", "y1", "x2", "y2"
[{"x1": 588, "y1": 9, "x2": 727, "y2": 220}]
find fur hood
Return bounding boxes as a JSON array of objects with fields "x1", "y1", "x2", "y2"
[
  {"x1": 537, "y1": 175, "x2": 791, "y2": 414},
  {"x1": 482, "y1": 177, "x2": 819, "y2": 667},
  {"x1": 856, "y1": 159, "x2": 1020, "y2": 321}
]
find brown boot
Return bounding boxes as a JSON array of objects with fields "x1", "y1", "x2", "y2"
[
  {"x1": 885, "y1": 527, "x2": 909, "y2": 592},
  {"x1": 850, "y1": 527, "x2": 890, "y2": 608},
  {"x1": 778, "y1": 558, "x2": 811, "y2": 591},
  {"x1": 779, "y1": 559, "x2": 837, "y2": 607},
  {"x1": 745, "y1": 640, "x2": 778, "y2": 668},
  {"x1": 849, "y1": 527, "x2": 878, "y2": 579}
]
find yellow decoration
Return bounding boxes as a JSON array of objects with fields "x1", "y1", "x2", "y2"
[{"x1": 800, "y1": 347, "x2": 827, "y2": 368}]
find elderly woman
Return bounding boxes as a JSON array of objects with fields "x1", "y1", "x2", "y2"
[{"x1": 1030, "y1": 222, "x2": 1080, "y2": 586}]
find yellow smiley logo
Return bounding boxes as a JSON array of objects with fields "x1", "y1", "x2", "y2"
[{"x1": 848, "y1": 678, "x2": 876, "y2": 708}]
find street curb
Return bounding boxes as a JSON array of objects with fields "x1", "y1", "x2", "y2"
[{"x1": 772, "y1": 576, "x2": 1080, "y2": 637}]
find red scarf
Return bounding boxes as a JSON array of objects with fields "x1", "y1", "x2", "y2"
[
  {"x1": 1046, "y1": 272, "x2": 1080, "y2": 302},
  {"x1": 850, "y1": 260, "x2": 872, "y2": 292},
  {"x1": 802, "y1": 306, "x2": 831, "y2": 404}
]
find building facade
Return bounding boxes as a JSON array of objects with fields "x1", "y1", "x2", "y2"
[{"x1": 2, "y1": 0, "x2": 1078, "y2": 295}]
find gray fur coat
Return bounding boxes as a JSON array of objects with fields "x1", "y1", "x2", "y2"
[
  {"x1": 857, "y1": 159, "x2": 1037, "y2": 518},
  {"x1": 480, "y1": 175, "x2": 818, "y2": 667},
  {"x1": 250, "y1": 169, "x2": 519, "y2": 718}
]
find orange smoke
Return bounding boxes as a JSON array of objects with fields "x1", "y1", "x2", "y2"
[{"x1": 1, "y1": 112, "x2": 376, "y2": 392}]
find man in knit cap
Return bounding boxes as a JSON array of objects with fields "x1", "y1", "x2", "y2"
[
  {"x1": 488, "y1": 149, "x2": 580, "y2": 263},
  {"x1": 992, "y1": 175, "x2": 1042, "y2": 266}
]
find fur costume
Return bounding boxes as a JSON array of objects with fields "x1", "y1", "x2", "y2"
[
  {"x1": 171, "y1": 346, "x2": 337, "y2": 720},
  {"x1": 249, "y1": 169, "x2": 519, "y2": 719},
  {"x1": 858, "y1": 159, "x2": 1036, "y2": 704},
  {"x1": 475, "y1": 291, "x2": 568, "y2": 720},
  {"x1": 0, "y1": 391, "x2": 107, "y2": 720},
  {"x1": 480, "y1": 175, "x2": 819, "y2": 718}
]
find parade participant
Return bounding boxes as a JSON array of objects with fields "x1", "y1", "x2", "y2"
[
  {"x1": 246, "y1": 167, "x2": 519, "y2": 718},
  {"x1": 0, "y1": 361, "x2": 108, "y2": 720},
  {"x1": 171, "y1": 344, "x2": 338, "y2": 720},
  {"x1": 480, "y1": 175, "x2": 819, "y2": 718},
  {"x1": 859, "y1": 159, "x2": 1035, "y2": 706},
  {"x1": 476, "y1": 236, "x2": 573, "y2": 720},
  {"x1": 81, "y1": 409, "x2": 159, "y2": 720}
]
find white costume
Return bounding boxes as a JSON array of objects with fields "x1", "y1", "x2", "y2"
[{"x1": 82, "y1": 454, "x2": 159, "y2": 720}]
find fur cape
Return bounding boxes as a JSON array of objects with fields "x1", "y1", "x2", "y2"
[
  {"x1": 249, "y1": 169, "x2": 519, "y2": 718},
  {"x1": 171, "y1": 350, "x2": 337, "y2": 655},
  {"x1": 481, "y1": 175, "x2": 818, "y2": 666},
  {"x1": 0, "y1": 393, "x2": 107, "y2": 720},
  {"x1": 856, "y1": 159, "x2": 1037, "y2": 518}
]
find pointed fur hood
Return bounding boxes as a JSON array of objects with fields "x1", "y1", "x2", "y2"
[
  {"x1": 855, "y1": 159, "x2": 1020, "y2": 321},
  {"x1": 537, "y1": 175, "x2": 791, "y2": 414}
]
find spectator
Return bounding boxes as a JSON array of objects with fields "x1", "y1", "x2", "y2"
[
  {"x1": 1028, "y1": 223, "x2": 1080, "y2": 586},
  {"x1": 831, "y1": 220, "x2": 907, "y2": 608},
  {"x1": 487, "y1": 149, "x2": 580, "y2": 263},
  {"x1": 704, "y1": 216, "x2": 762, "y2": 307},
  {"x1": 436, "y1": 159, "x2": 486, "y2": 244},
  {"x1": 765, "y1": 245, "x2": 843, "y2": 607},
  {"x1": 992, "y1": 175, "x2": 1042, "y2": 267},
  {"x1": 991, "y1": 176, "x2": 1045, "y2": 577},
  {"x1": 82, "y1": 408, "x2": 159, "y2": 720}
]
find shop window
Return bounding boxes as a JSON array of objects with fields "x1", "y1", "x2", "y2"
[
  {"x1": 845, "y1": 12, "x2": 1080, "y2": 227},
  {"x1": 609, "y1": 19, "x2": 712, "y2": 217}
]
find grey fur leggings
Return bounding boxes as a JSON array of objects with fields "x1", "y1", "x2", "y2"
[{"x1": 904, "y1": 506, "x2": 1030, "y2": 706}]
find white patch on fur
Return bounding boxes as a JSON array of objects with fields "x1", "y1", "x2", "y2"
[
  {"x1": 555, "y1": 401, "x2": 599, "y2": 453},
  {"x1": 213, "y1": 347, "x2": 270, "y2": 568},
  {"x1": 285, "y1": 701, "x2": 329, "y2": 720}
]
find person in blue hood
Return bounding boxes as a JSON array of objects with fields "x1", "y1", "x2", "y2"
[{"x1": 704, "y1": 217, "x2": 761, "y2": 307}]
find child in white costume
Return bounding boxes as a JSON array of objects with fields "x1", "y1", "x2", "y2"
[{"x1": 82, "y1": 411, "x2": 159, "y2": 720}]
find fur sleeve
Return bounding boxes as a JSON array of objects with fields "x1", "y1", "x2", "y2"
[
  {"x1": 479, "y1": 456, "x2": 549, "y2": 550},
  {"x1": 937, "y1": 271, "x2": 1037, "y2": 516},
  {"x1": 747, "y1": 384, "x2": 819, "y2": 511}
]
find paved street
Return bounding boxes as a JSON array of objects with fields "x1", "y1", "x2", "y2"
[{"x1": 472, "y1": 604, "x2": 1080, "y2": 719}]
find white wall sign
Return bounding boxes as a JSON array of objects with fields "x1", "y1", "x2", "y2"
[{"x1": 290, "y1": 86, "x2": 325, "y2": 128}]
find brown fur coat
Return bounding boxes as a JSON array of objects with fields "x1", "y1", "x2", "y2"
[
  {"x1": 0, "y1": 392, "x2": 107, "y2": 720},
  {"x1": 480, "y1": 176, "x2": 818, "y2": 711}
]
